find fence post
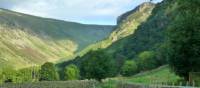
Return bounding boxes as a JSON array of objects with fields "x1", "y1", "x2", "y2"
[
  {"x1": 192, "y1": 81, "x2": 195, "y2": 87},
  {"x1": 172, "y1": 82, "x2": 175, "y2": 87},
  {"x1": 186, "y1": 81, "x2": 189, "y2": 86},
  {"x1": 179, "y1": 82, "x2": 182, "y2": 86}
]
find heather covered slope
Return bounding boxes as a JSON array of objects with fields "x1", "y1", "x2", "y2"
[{"x1": 0, "y1": 9, "x2": 114, "y2": 69}]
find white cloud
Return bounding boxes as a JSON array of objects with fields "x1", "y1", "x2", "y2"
[{"x1": 4, "y1": 0, "x2": 163, "y2": 25}]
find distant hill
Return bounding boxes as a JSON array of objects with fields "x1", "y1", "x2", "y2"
[{"x1": 0, "y1": 8, "x2": 114, "y2": 69}]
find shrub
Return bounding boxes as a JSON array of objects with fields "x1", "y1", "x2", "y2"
[
  {"x1": 121, "y1": 60, "x2": 138, "y2": 76},
  {"x1": 64, "y1": 64, "x2": 80, "y2": 80},
  {"x1": 80, "y1": 50, "x2": 117, "y2": 81},
  {"x1": 137, "y1": 51, "x2": 157, "y2": 71}
]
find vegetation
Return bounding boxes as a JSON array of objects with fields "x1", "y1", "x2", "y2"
[
  {"x1": 80, "y1": 50, "x2": 117, "y2": 81},
  {"x1": 166, "y1": 0, "x2": 200, "y2": 80},
  {"x1": 99, "y1": 66, "x2": 181, "y2": 88},
  {"x1": 120, "y1": 60, "x2": 138, "y2": 76},
  {"x1": 0, "y1": 66, "x2": 40, "y2": 84},
  {"x1": 64, "y1": 64, "x2": 80, "y2": 80},
  {"x1": 125, "y1": 66, "x2": 181, "y2": 84},
  {"x1": 39, "y1": 62, "x2": 59, "y2": 81},
  {"x1": 72, "y1": 2, "x2": 155, "y2": 57},
  {"x1": 137, "y1": 51, "x2": 157, "y2": 71},
  {"x1": 57, "y1": 0, "x2": 200, "y2": 83},
  {"x1": 0, "y1": 0, "x2": 200, "y2": 87}
]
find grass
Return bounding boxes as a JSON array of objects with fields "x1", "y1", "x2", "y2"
[
  {"x1": 125, "y1": 65, "x2": 181, "y2": 84},
  {"x1": 100, "y1": 65, "x2": 182, "y2": 88}
]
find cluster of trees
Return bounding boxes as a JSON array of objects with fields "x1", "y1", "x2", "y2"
[
  {"x1": 0, "y1": 62, "x2": 80, "y2": 84},
  {"x1": 0, "y1": 67, "x2": 40, "y2": 84},
  {"x1": 78, "y1": 49, "x2": 166, "y2": 80},
  {"x1": 80, "y1": 50, "x2": 117, "y2": 81},
  {"x1": 120, "y1": 50, "x2": 166, "y2": 77}
]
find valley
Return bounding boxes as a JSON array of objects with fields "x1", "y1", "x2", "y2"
[{"x1": 0, "y1": 0, "x2": 200, "y2": 88}]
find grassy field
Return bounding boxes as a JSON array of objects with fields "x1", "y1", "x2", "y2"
[{"x1": 100, "y1": 66, "x2": 182, "y2": 88}]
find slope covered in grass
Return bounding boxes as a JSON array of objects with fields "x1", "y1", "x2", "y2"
[
  {"x1": 0, "y1": 9, "x2": 114, "y2": 69},
  {"x1": 124, "y1": 66, "x2": 181, "y2": 84},
  {"x1": 100, "y1": 66, "x2": 181, "y2": 88}
]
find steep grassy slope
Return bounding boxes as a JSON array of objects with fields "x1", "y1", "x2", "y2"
[
  {"x1": 103, "y1": 0, "x2": 178, "y2": 59},
  {"x1": 0, "y1": 9, "x2": 114, "y2": 69},
  {"x1": 76, "y1": 2, "x2": 155, "y2": 57}
]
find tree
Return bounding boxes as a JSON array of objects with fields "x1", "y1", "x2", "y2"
[
  {"x1": 64, "y1": 64, "x2": 80, "y2": 80},
  {"x1": 155, "y1": 43, "x2": 169, "y2": 66},
  {"x1": 121, "y1": 60, "x2": 138, "y2": 76},
  {"x1": 167, "y1": 1, "x2": 200, "y2": 80},
  {"x1": 137, "y1": 51, "x2": 157, "y2": 71},
  {"x1": 80, "y1": 50, "x2": 117, "y2": 81},
  {"x1": 39, "y1": 62, "x2": 59, "y2": 81}
]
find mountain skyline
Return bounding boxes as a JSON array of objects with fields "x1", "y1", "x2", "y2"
[{"x1": 0, "y1": 0, "x2": 162, "y2": 25}]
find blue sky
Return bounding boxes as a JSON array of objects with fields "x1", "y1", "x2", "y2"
[{"x1": 0, "y1": 0, "x2": 162, "y2": 25}]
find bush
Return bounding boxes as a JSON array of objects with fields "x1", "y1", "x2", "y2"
[
  {"x1": 121, "y1": 60, "x2": 138, "y2": 76},
  {"x1": 137, "y1": 51, "x2": 157, "y2": 71},
  {"x1": 64, "y1": 64, "x2": 80, "y2": 80},
  {"x1": 80, "y1": 50, "x2": 117, "y2": 81}
]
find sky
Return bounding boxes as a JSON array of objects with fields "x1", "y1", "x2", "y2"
[{"x1": 0, "y1": 0, "x2": 162, "y2": 25}]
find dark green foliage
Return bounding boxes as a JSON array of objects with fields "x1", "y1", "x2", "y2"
[
  {"x1": 80, "y1": 50, "x2": 117, "y2": 81},
  {"x1": 155, "y1": 43, "x2": 169, "y2": 66},
  {"x1": 137, "y1": 51, "x2": 157, "y2": 71},
  {"x1": 120, "y1": 60, "x2": 138, "y2": 76},
  {"x1": 167, "y1": 0, "x2": 200, "y2": 80},
  {"x1": 39, "y1": 62, "x2": 59, "y2": 81},
  {"x1": 64, "y1": 64, "x2": 80, "y2": 80}
]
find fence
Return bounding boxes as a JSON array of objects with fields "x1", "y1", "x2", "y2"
[
  {"x1": 189, "y1": 72, "x2": 200, "y2": 86},
  {"x1": 117, "y1": 82, "x2": 200, "y2": 88}
]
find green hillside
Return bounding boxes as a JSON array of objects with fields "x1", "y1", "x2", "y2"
[
  {"x1": 58, "y1": 0, "x2": 200, "y2": 81},
  {"x1": 103, "y1": 0, "x2": 179, "y2": 59},
  {"x1": 0, "y1": 8, "x2": 114, "y2": 69},
  {"x1": 57, "y1": 2, "x2": 156, "y2": 69},
  {"x1": 74, "y1": 2, "x2": 155, "y2": 57}
]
